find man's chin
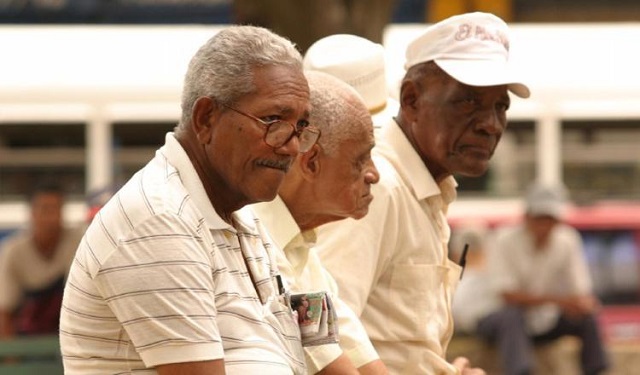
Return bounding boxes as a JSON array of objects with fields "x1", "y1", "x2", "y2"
[
  {"x1": 350, "y1": 207, "x2": 370, "y2": 221},
  {"x1": 249, "y1": 186, "x2": 281, "y2": 204},
  {"x1": 456, "y1": 159, "x2": 490, "y2": 177}
]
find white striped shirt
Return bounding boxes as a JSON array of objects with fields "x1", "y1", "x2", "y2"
[{"x1": 60, "y1": 133, "x2": 305, "y2": 374}]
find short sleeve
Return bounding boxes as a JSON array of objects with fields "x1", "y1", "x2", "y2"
[
  {"x1": 93, "y1": 213, "x2": 223, "y2": 367},
  {"x1": 0, "y1": 236, "x2": 22, "y2": 311},
  {"x1": 489, "y1": 227, "x2": 521, "y2": 293},
  {"x1": 563, "y1": 226, "x2": 593, "y2": 294}
]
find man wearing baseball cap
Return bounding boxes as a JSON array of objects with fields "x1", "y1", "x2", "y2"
[
  {"x1": 480, "y1": 183, "x2": 608, "y2": 375},
  {"x1": 316, "y1": 12, "x2": 529, "y2": 374}
]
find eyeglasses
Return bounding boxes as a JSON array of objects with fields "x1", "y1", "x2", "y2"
[{"x1": 222, "y1": 104, "x2": 320, "y2": 153}]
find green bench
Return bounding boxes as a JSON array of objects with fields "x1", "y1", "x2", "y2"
[{"x1": 0, "y1": 334, "x2": 63, "y2": 375}]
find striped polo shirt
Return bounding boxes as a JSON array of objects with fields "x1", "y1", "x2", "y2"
[{"x1": 59, "y1": 133, "x2": 305, "y2": 374}]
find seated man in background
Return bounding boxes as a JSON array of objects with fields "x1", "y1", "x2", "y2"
[
  {"x1": 450, "y1": 222, "x2": 500, "y2": 338},
  {"x1": 479, "y1": 183, "x2": 609, "y2": 375},
  {"x1": 448, "y1": 222, "x2": 504, "y2": 373},
  {"x1": 0, "y1": 182, "x2": 82, "y2": 338},
  {"x1": 252, "y1": 71, "x2": 386, "y2": 374},
  {"x1": 60, "y1": 25, "x2": 319, "y2": 374}
]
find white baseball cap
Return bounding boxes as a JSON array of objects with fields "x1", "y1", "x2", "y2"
[
  {"x1": 304, "y1": 34, "x2": 389, "y2": 114},
  {"x1": 405, "y1": 12, "x2": 530, "y2": 98},
  {"x1": 525, "y1": 183, "x2": 568, "y2": 219}
]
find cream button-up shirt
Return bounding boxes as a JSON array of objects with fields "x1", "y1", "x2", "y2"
[
  {"x1": 252, "y1": 196, "x2": 380, "y2": 374},
  {"x1": 316, "y1": 118, "x2": 462, "y2": 374}
]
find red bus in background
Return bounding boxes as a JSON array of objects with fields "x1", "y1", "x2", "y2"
[{"x1": 449, "y1": 201, "x2": 640, "y2": 345}]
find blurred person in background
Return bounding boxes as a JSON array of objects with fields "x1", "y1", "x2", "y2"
[
  {"x1": 448, "y1": 222, "x2": 503, "y2": 373},
  {"x1": 303, "y1": 33, "x2": 400, "y2": 130},
  {"x1": 450, "y1": 222, "x2": 500, "y2": 337},
  {"x1": 59, "y1": 25, "x2": 318, "y2": 374},
  {"x1": 479, "y1": 183, "x2": 608, "y2": 375},
  {"x1": 0, "y1": 182, "x2": 82, "y2": 339},
  {"x1": 314, "y1": 12, "x2": 529, "y2": 374},
  {"x1": 253, "y1": 71, "x2": 385, "y2": 374}
]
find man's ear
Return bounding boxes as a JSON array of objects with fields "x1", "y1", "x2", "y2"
[
  {"x1": 298, "y1": 144, "x2": 322, "y2": 181},
  {"x1": 192, "y1": 97, "x2": 219, "y2": 145},
  {"x1": 399, "y1": 79, "x2": 419, "y2": 122}
]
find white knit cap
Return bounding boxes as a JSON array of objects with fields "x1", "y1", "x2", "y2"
[
  {"x1": 304, "y1": 34, "x2": 389, "y2": 113},
  {"x1": 405, "y1": 12, "x2": 530, "y2": 98}
]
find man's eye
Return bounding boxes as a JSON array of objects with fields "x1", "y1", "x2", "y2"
[
  {"x1": 261, "y1": 115, "x2": 281, "y2": 123},
  {"x1": 296, "y1": 120, "x2": 310, "y2": 129},
  {"x1": 461, "y1": 97, "x2": 477, "y2": 105}
]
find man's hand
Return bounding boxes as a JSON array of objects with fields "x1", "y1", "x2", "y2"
[
  {"x1": 559, "y1": 295, "x2": 599, "y2": 318},
  {"x1": 315, "y1": 354, "x2": 359, "y2": 375},
  {"x1": 452, "y1": 356, "x2": 486, "y2": 375}
]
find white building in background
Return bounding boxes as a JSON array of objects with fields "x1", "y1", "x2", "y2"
[{"x1": 0, "y1": 23, "x2": 639, "y2": 229}]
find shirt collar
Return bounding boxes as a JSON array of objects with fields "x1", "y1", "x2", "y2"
[
  {"x1": 377, "y1": 118, "x2": 458, "y2": 202},
  {"x1": 160, "y1": 132, "x2": 230, "y2": 230},
  {"x1": 251, "y1": 195, "x2": 303, "y2": 251}
]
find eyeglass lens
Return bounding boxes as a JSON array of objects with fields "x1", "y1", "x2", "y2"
[
  {"x1": 265, "y1": 122, "x2": 319, "y2": 152},
  {"x1": 265, "y1": 122, "x2": 295, "y2": 148}
]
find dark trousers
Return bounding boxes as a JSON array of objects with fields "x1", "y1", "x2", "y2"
[{"x1": 476, "y1": 306, "x2": 609, "y2": 375}]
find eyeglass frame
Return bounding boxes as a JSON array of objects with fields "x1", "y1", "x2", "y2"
[{"x1": 220, "y1": 103, "x2": 320, "y2": 153}]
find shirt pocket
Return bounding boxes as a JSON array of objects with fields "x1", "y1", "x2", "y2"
[
  {"x1": 389, "y1": 263, "x2": 450, "y2": 341},
  {"x1": 265, "y1": 298, "x2": 306, "y2": 374}
]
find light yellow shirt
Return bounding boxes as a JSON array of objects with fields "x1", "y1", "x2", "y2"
[
  {"x1": 252, "y1": 196, "x2": 380, "y2": 373},
  {"x1": 316, "y1": 118, "x2": 462, "y2": 374}
]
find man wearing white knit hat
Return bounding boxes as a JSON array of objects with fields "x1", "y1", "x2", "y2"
[
  {"x1": 303, "y1": 34, "x2": 399, "y2": 129},
  {"x1": 316, "y1": 12, "x2": 529, "y2": 374}
]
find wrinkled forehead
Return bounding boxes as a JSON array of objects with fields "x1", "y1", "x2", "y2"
[{"x1": 247, "y1": 64, "x2": 311, "y2": 113}]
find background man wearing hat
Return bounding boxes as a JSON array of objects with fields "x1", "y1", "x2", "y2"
[
  {"x1": 314, "y1": 12, "x2": 529, "y2": 374},
  {"x1": 478, "y1": 183, "x2": 608, "y2": 375},
  {"x1": 303, "y1": 34, "x2": 399, "y2": 129}
]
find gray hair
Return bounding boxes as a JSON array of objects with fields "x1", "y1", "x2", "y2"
[
  {"x1": 178, "y1": 25, "x2": 303, "y2": 129},
  {"x1": 305, "y1": 71, "x2": 372, "y2": 156}
]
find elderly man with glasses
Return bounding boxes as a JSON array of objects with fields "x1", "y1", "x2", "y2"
[{"x1": 60, "y1": 25, "x2": 318, "y2": 375}]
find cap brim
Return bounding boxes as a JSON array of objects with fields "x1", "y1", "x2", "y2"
[{"x1": 435, "y1": 59, "x2": 530, "y2": 98}]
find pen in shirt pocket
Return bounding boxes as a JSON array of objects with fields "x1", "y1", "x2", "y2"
[
  {"x1": 458, "y1": 243, "x2": 469, "y2": 280},
  {"x1": 276, "y1": 274, "x2": 292, "y2": 308}
]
